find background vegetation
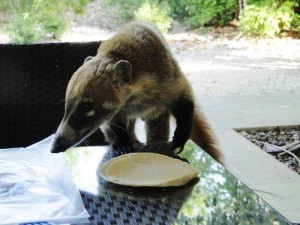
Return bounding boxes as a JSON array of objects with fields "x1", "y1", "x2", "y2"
[
  {"x1": 0, "y1": 0, "x2": 299, "y2": 43},
  {"x1": 0, "y1": 0, "x2": 92, "y2": 43},
  {"x1": 106, "y1": 0, "x2": 300, "y2": 36},
  {"x1": 239, "y1": 0, "x2": 300, "y2": 37}
]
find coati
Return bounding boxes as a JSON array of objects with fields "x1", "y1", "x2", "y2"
[{"x1": 50, "y1": 21, "x2": 223, "y2": 163}]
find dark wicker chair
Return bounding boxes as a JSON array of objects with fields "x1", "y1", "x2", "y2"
[{"x1": 0, "y1": 42, "x2": 103, "y2": 148}]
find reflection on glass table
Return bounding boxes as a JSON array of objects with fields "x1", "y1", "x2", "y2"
[{"x1": 65, "y1": 141, "x2": 292, "y2": 225}]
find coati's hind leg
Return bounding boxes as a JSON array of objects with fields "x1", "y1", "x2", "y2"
[
  {"x1": 127, "y1": 119, "x2": 140, "y2": 144},
  {"x1": 145, "y1": 110, "x2": 170, "y2": 144}
]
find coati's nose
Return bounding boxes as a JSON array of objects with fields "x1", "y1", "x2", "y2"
[{"x1": 50, "y1": 134, "x2": 69, "y2": 153}]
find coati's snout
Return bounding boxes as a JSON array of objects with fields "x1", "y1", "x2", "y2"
[
  {"x1": 51, "y1": 58, "x2": 132, "y2": 153},
  {"x1": 51, "y1": 116, "x2": 98, "y2": 153},
  {"x1": 51, "y1": 122, "x2": 77, "y2": 153},
  {"x1": 51, "y1": 97, "x2": 112, "y2": 153}
]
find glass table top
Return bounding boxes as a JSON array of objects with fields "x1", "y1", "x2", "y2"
[{"x1": 65, "y1": 141, "x2": 293, "y2": 225}]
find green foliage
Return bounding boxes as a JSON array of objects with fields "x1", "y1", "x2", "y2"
[
  {"x1": 167, "y1": 0, "x2": 186, "y2": 19},
  {"x1": 4, "y1": 12, "x2": 42, "y2": 43},
  {"x1": 105, "y1": 0, "x2": 172, "y2": 33},
  {"x1": 70, "y1": 0, "x2": 93, "y2": 14},
  {"x1": 0, "y1": 1, "x2": 11, "y2": 12},
  {"x1": 292, "y1": 13, "x2": 300, "y2": 32},
  {"x1": 106, "y1": 0, "x2": 299, "y2": 35},
  {"x1": 5, "y1": 0, "x2": 297, "y2": 41},
  {"x1": 239, "y1": 0, "x2": 300, "y2": 37},
  {"x1": 2, "y1": 0, "x2": 92, "y2": 43},
  {"x1": 167, "y1": 0, "x2": 236, "y2": 28},
  {"x1": 134, "y1": 1, "x2": 173, "y2": 33},
  {"x1": 105, "y1": 0, "x2": 144, "y2": 21}
]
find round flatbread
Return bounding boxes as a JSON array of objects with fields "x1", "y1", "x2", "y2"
[{"x1": 99, "y1": 153, "x2": 198, "y2": 187}]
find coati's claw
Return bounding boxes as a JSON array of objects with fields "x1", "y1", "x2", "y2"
[
  {"x1": 175, "y1": 146, "x2": 184, "y2": 154},
  {"x1": 113, "y1": 148, "x2": 123, "y2": 156},
  {"x1": 122, "y1": 146, "x2": 134, "y2": 154},
  {"x1": 113, "y1": 146, "x2": 134, "y2": 155},
  {"x1": 171, "y1": 139, "x2": 186, "y2": 154}
]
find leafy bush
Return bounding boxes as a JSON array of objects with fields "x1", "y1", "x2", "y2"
[
  {"x1": 70, "y1": 0, "x2": 94, "y2": 14},
  {"x1": 2, "y1": 0, "x2": 92, "y2": 43},
  {"x1": 134, "y1": 1, "x2": 172, "y2": 33},
  {"x1": 167, "y1": 0, "x2": 186, "y2": 19},
  {"x1": 168, "y1": 0, "x2": 236, "y2": 28},
  {"x1": 105, "y1": 0, "x2": 172, "y2": 33},
  {"x1": 105, "y1": 0, "x2": 299, "y2": 35},
  {"x1": 105, "y1": 0, "x2": 144, "y2": 21},
  {"x1": 4, "y1": 12, "x2": 44, "y2": 43},
  {"x1": 292, "y1": 13, "x2": 300, "y2": 32},
  {"x1": 3, "y1": 1, "x2": 50, "y2": 43},
  {"x1": 239, "y1": 0, "x2": 300, "y2": 37}
]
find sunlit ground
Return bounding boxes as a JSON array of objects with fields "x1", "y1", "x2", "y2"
[
  {"x1": 1, "y1": 24, "x2": 299, "y2": 98},
  {"x1": 61, "y1": 25, "x2": 300, "y2": 98}
]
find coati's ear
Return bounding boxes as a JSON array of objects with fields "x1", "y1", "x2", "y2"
[{"x1": 113, "y1": 60, "x2": 132, "y2": 84}]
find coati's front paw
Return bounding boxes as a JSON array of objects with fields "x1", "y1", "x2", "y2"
[
  {"x1": 171, "y1": 137, "x2": 188, "y2": 153},
  {"x1": 171, "y1": 128, "x2": 190, "y2": 153},
  {"x1": 112, "y1": 143, "x2": 134, "y2": 155}
]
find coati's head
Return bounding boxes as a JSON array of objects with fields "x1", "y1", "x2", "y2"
[{"x1": 50, "y1": 56, "x2": 132, "y2": 153}]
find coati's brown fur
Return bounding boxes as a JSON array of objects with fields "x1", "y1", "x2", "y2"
[{"x1": 51, "y1": 21, "x2": 223, "y2": 163}]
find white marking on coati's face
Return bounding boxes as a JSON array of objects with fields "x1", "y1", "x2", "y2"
[
  {"x1": 102, "y1": 101, "x2": 118, "y2": 110},
  {"x1": 51, "y1": 56, "x2": 132, "y2": 153},
  {"x1": 85, "y1": 108, "x2": 95, "y2": 117}
]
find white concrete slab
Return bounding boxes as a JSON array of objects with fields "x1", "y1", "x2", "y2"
[{"x1": 198, "y1": 94, "x2": 300, "y2": 224}]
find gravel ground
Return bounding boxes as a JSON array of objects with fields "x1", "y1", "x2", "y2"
[{"x1": 240, "y1": 127, "x2": 300, "y2": 175}]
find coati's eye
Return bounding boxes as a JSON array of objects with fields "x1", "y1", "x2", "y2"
[
  {"x1": 82, "y1": 103, "x2": 94, "y2": 112},
  {"x1": 79, "y1": 100, "x2": 94, "y2": 113}
]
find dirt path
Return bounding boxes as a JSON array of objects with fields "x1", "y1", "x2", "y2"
[{"x1": 169, "y1": 35, "x2": 300, "y2": 98}]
